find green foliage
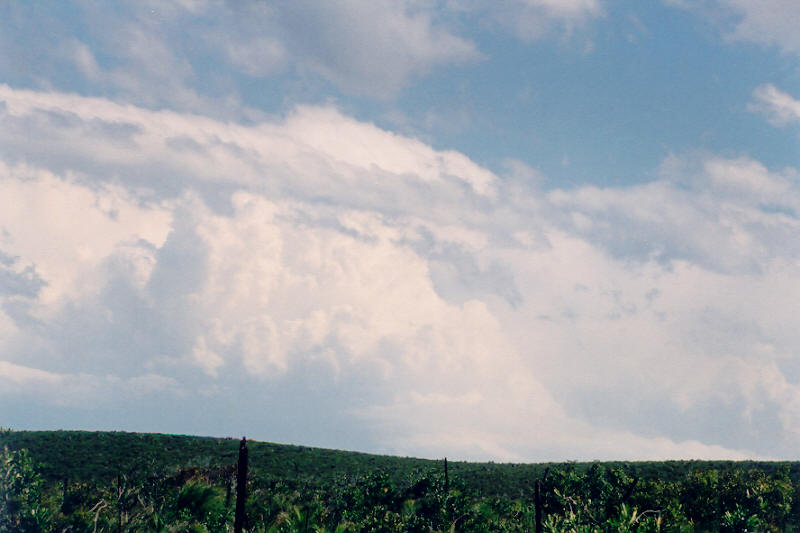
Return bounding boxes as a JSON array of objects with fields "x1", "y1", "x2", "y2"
[
  {"x1": 0, "y1": 444, "x2": 51, "y2": 532},
  {"x1": 177, "y1": 479, "x2": 230, "y2": 531},
  {"x1": 2, "y1": 430, "x2": 800, "y2": 532}
]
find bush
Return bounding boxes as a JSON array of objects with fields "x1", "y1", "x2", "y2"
[{"x1": 0, "y1": 445, "x2": 52, "y2": 533}]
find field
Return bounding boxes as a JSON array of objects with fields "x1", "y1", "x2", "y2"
[{"x1": 2, "y1": 429, "x2": 799, "y2": 531}]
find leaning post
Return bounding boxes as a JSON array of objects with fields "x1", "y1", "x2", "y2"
[
  {"x1": 234, "y1": 437, "x2": 248, "y2": 533},
  {"x1": 534, "y1": 478, "x2": 543, "y2": 533},
  {"x1": 117, "y1": 472, "x2": 122, "y2": 533}
]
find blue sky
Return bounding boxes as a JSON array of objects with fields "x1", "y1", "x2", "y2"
[{"x1": 1, "y1": 0, "x2": 800, "y2": 461}]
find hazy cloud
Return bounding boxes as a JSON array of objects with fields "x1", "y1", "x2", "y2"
[
  {"x1": 719, "y1": 0, "x2": 800, "y2": 53},
  {"x1": 452, "y1": 0, "x2": 603, "y2": 42},
  {"x1": 664, "y1": 0, "x2": 800, "y2": 54}
]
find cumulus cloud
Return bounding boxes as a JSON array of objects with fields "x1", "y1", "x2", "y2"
[
  {"x1": 2, "y1": 85, "x2": 800, "y2": 460},
  {"x1": 0, "y1": 84, "x2": 497, "y2": 210},
  {"x1": 0, "y1": 160, "x2": 172, "y2": 308}
]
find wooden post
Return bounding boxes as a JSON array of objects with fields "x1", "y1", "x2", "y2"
[
  {"x1": 444, "y1": 457, "x2": 449, "y2": 495},
  {"x1": 225, "y1": 469, "x2": 233, "y2": 508},
  {"x1": 234, "y1": 437, "x2": 248, "y2": 533},
  {"x1": 117, "y1": 472, "x2": 122, "y2": 533},
  {"x1": 622, "y1": 476, "x2": 638, "y2": 504},
  {"x1": 534, "y1": 478, "x2": 543, "y2": 533}
]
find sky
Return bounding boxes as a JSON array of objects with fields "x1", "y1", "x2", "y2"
[{"x1": 1, "y1": 0, "x2": 800, "y2": 462}]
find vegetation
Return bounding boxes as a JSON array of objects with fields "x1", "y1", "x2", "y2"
[{"x1": 2, "y1": 429, "x2": 799, "y2": 532}]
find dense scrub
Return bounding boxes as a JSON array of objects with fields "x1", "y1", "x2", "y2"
[{"x1": 2, "y1": 430, "x2": 799, "y2": 532}]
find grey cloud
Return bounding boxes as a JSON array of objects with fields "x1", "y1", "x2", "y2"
[
  {"x1": 146, "y1": 209, "x2": 209, "y2": 300},
  {"x1": 0, "y1": 358, "x2": 384, "y2": 454},
  {"x1": 546, "y1": 158, "x2": 800, "y2": 274},
  {"x1": 275, "y1": 1, "x2": 480, "y2": 97},
  {"x1": 0, "y1": 107, "x2": 147, "y2": 187},
  {"x1": 562, "y1": 386, "x2": 787, "y2": 457},
  {"x1": 0, "y1": 252, "x2": 46, "y2": 298},
  {"x1": 403, "y1": 227, "x2": 523, "y2": 307},
  {"x1": 0, "y1": 1, "x2": 480, "y2": 111},
  {"x1": 5, "y1": 231, "x2": 204, "y2": 379}
]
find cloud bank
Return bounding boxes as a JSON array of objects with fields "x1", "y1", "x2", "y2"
[{"x1": 2, "y1": 84, "x2": 800, "y2": 460}]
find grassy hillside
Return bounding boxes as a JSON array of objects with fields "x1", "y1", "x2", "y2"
[
  {"x1": 3, "y1": 430, "x2": 800, "y2": 531},
  {"x1": 3, "y1": 429, "x2": 800, "y2": 498}
]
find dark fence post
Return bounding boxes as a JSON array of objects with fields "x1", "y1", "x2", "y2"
[
  {"x1": 535, "y1": 478, "x2": 543, "y2": 533},
  {"x1": 622, "y1": 476, "x2": 638, "y2": 504},
  {"x1": 234, "y1": 437, "x2": 248, "y2": 533},
  {"x1": 444, "y1": 457, "x2": 449, "y2": 495},
  {"x1": 61, "y1": 477, "x2": 68, "y2": 512},
  {"x1": 225, "y1": 466, "x2": 233, "y2": 508}
]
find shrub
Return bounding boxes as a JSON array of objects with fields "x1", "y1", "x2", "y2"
[{"x1": 0, "y1": 445, "x2": 52, "y2": 533}]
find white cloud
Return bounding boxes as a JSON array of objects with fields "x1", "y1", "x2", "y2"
[
  {"x1": 0, "y1": 360, "x2": 61, "y2": 385},
  {"x1": 0, "y1": 84, "x2": 498, "y2": 207},
  {"x1": 719, "y1": 0, "x2": 800, "y2": 53},
  {"x1": 3, "y1": 86, "x2": 800, "y2": 460},
  {"x1": 547, "y1": 154, "x2": 800, "y2": 273},
  {"x1": 0, "y1": 160, "x2": 172, "y2": 308},
  {"x1": 281, "y1": 106, "x2": 497, "y2": 196},
  {"x1": 751, "y1": 84, "x2": 800, "y2": 127}
]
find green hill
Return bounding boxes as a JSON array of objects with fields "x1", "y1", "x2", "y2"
[
  {"x1": 3, "y1": 429, "x2": 800, "y2": 531},
  {"x1": 3, "y1": 429, "x2": 799, "y2": 498}
]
